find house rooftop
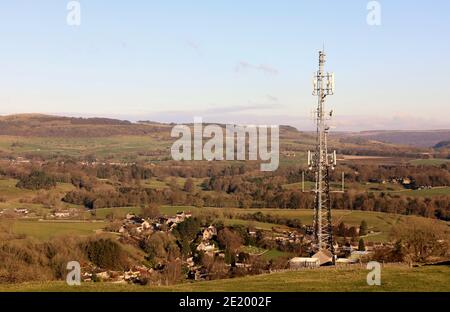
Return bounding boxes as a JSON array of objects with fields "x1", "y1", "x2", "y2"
[{"x1": 312, "y1": 250, "x2": 333, "y2": 265}]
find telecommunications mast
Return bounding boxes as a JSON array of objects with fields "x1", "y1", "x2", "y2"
[{"x1": 308, "y1": 50, "x2": 336, "y2": 257}]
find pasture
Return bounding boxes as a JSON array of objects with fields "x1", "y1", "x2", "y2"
[
  {"x1": 410, "y1": 158, "x2": 450, "y2": 166},
  {"x1": 10, "y1": 220, "x2": 105, "y2": 240},
  {"x1": 1, "y1": 265, "x2": 448, "y2": 292}
]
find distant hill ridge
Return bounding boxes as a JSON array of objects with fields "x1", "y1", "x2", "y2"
[
  {"x1": 0, "y1": 114, "x2": 433, "y2": 157},
  {"x1": 0, "y1": 114, "x2": 170, "y2": 137},
  {"x1": 0, "y1": 114, "x2": 444, "y2": 151},
  {"x1": 0, "y1": 114, "x2": 301, "y2": 138},
  {"x1": 341, "y1": 130, "x2": 450, "y2": 148},
  {"x1": 434, "y1": 141, "x2": 450, "y2": 149}
]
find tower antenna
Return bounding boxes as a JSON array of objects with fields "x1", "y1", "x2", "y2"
[{"x1": 308, "y1": 49, "x2": 336, "y2": 259}]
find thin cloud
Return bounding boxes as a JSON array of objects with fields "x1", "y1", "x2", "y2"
[
  {"x1": 266, "y1": 94, "x2": 278, "y2": 102},
  {"x1": 186, "y1": 40, "x2": 202, "y2": 56},
  {"x1": 235, "y1": 61, "x2": 279, "y2": 75}
]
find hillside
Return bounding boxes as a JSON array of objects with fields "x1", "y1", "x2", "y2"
[
  {"x1": 0, "y1": 114, "x2": 428, "y2": 161},
  {"x1": 338, "y1": 130, "x2": 450, "y2": 148},
  {"x1": 0, "y1": 114, "x2": 172, "y2": 138},
  {"x1": 435, "y1": 141, "x2": 450, "y2": 149},
  {"x1": 1, "y1": 265, "x2": 449, "y2": 292}
]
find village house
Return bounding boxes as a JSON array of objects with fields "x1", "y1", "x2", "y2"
[
  {"x1": 202, "y1": 225, "x2": 217, "y2": 240},
  {"x1": 136, "y1": 220, "x2": 152, "y2": 233},
  {"x1": 176, "y1": 211, "x2": 192, "y2": 222},
  {"x1": 402, "y1": 177, "x2": 412, "y2": 185},
  {"x1": 117, "y1": 211, "x2": 192, "y2": 236},
  {"x1": 196, "y1": 242, "x2": 217, "y2": 253},
  {"x1": 14, "y1": 208, "x2": 29, "y2": 215},
  {"x1": 127, "y1": 213, "x2": 145, "y2": 225},
  {"x1": 312, "y1": 250, "x2": 334, "y2": 266},
  {"x1": 53, "y1": 210, "x2": 71, "y2": 218},
  {"x1": 166, "y1": 211, "x2": 192, "y2": 229}
]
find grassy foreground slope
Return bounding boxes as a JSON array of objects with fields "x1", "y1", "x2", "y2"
[{"x1": 1, "y1": 265, "x2": 449, "y2": 292}]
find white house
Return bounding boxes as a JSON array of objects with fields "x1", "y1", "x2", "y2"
[
  {"x1": 196, "y1": 242, "x2": 216, "y2": 253},
  {"x1": 54, "y1": 211, "x2": 71, "y2": 218}
]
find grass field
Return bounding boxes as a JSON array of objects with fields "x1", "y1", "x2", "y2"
[
  {"x1": 395, "y1": 187, "x2": 450, "y2": 197},
  {"x1": 1, "y1": 265, "x2": 448, "y2": 292},
  {"x1": 0, "y1": 135, "x2": 171, "y2": 162},
  {"x1": 284, "y1": 180, "x2": 449, "y2": 197},
  {"x1": 0, "y1": 178, "x2": 75, "y2": 212},
  {"x1": 262, "y1": 249, "x2": 290, "y2": 260},
  {"x1": 410, "y1": 158, "x2": 450, "y2": 166},
  {"x1": 11, "y1": 220, "x2": 105, "y2": 240},
  {"x1": 222, "y1": 218, "x2": 288, "y2": 230}
]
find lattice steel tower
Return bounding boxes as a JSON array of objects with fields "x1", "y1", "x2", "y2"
[{"x1": 308, "y1": 50, "x2": 336, "y2": 256}]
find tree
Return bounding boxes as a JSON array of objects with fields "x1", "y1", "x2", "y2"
[
  {"x1": 183, "y1": 178, "x2": 195, "y2": 193},
  {"x1": 348, "y1": 226, "x2": 358, "y2": 239},
  {"x1": 140, "y1": 232, "x2": 180, "y2": 267},
  {"x1": 168, "y1": 178, "x2": 179, "y2": 190},
  {"x1": 391, "y1": 240, "x2": 406, "y2": 262},
  {"x1": 201, "y1": 254, "x2": 228, "y2": 280},
  {"x1": 358, "y1": 238, "x2": 366, "y2": 251},
  {"x1": 337, "y1": 221, "x2": 346, "y2": 237},
  {"x1": 390, "y1": 218, "x2": 449, "y2": 262},
  {"x1": 81, "y1": 238, "x2": 129, "y2": 270},
  {"x1": 173, "y1": 217, "x2": 201, "y2": 241},
  {"x1": 359, "y1": 220, "x2": 368, "y2": 236},
  {"x1": 217, "y1": 228, "x2": 243, "y2": 253},
  {"x1": 141, "y1": 203, "x2": 160, "y2": 219},
  {"x1": 16, "y1": 171, "x2": 56, "y2": 190}
]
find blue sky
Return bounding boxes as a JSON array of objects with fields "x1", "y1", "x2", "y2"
[{"x1": 0, "y1": 0, "x2": 449, "y2": 130}]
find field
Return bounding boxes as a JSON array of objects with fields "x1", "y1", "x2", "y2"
[
  {"x1": 0, "y1": 135, "x2": 171, "y2": 162},
  {"x1": 395, "y1": 187, "x2": 450, "y2": 197},
  {"x1": 5, "y1": 205, "x2": 443, "y2": 243},
  {"x1": 1, "y1": 265, "x2": 448, "y2": 292},
  {"x1": 1, "y1": 183, "x2": 447, "y2": 244},
  {"x1": 11, "y1": 220, "x2": 105, "y2": 240},
  {"x1": 283, "y1": 180, "x2": 450, "y2": 197},
  {"x1": 223, "y1": 218, "x2": 288, "y2": 231},
  {"x1": 0, "y1": 178, "x2": 75, "y2": 211},
  {"x1": 410, "y1": 158, "x2": 450, "y2": 166},
  {"x1": 1, "y1": 174, "x2": 447, "y2": 231}
]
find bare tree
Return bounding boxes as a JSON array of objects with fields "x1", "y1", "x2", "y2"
[
  {"x1": 391, "y1": 218, "x2": 449, "y2": 263},
  {"x1": 141, "y1": 203, "x2": 160, "y2": 219},
  {"x1": 218, "y1": 228, "x2": 243, "y2": 253}
]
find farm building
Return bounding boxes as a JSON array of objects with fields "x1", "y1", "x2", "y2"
[
  {"x1": 289, "y1": 257, "x2": 320, "y2": 269},
  {"x1": 312, "y1": 250, "x2": 334, "y2": 266}
]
